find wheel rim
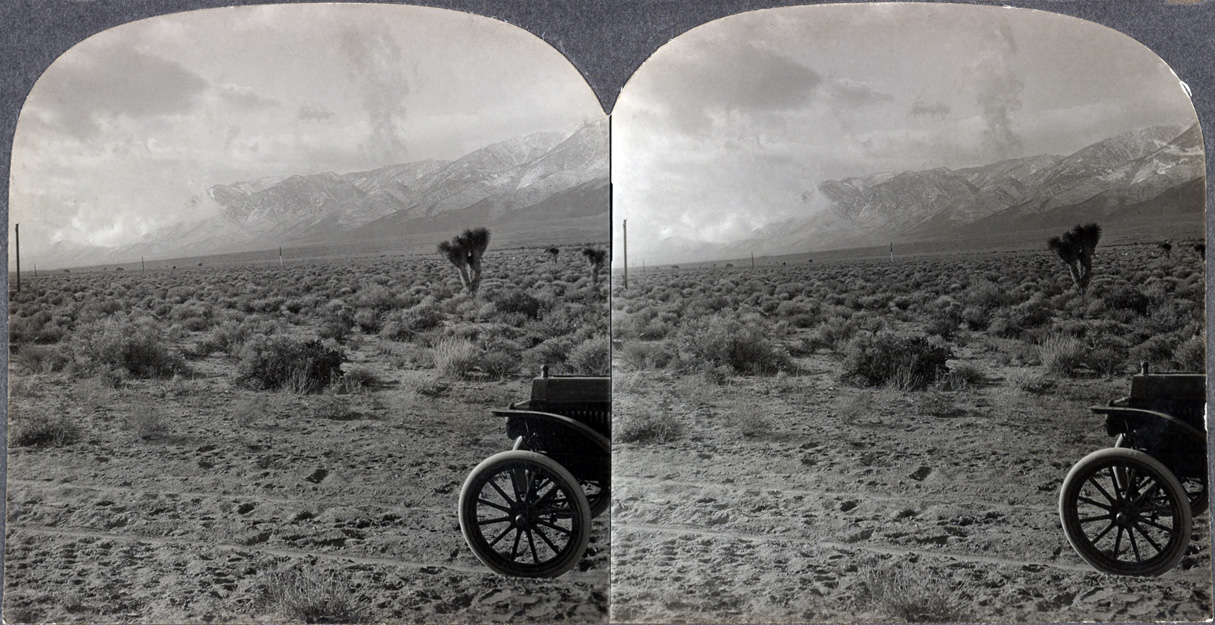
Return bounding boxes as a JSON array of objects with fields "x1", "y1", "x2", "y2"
[
  {"x1": 1066, "y1": 456, "x2": 1186, "y2": 573},
  {"x1": 465, "y1": 458, "x2": 584, "y2": 571}
]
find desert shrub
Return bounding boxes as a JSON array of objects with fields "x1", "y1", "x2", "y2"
[
  {"x1": 78, "y1": 316, "x2": 185, "y2": 378},
  {"x1": 1129, "y1": 334, "x2": 1181, "y2": 372},
  {"x1": 1038, "y1": 333, "x2": 1086, "y2": 377},
  {"x1": 1101, "y1": 284, "x2": 1153, "y2": 316},
  {"x1": 667, "y1": 315, "x2": 792, "y2": 375},
  {"x1": 807, "y1": 315, "x2": 858, "y2": 352},
  {"x1": 616, "y1": 409, "x2": 683, "y2": 444},
  {"x1": 12, "y1": 412, "x2": 81, "y2": 448},
  {"x1": 842, "y1": 333, "x2": 952, "y2": 391},
  {"x1": 480, "y1": 352, "x2": 520, "y2": 380},
  {"x1": 128, "y1": 403, "x2": 170, "y2": 440},
  {"x1": 858, "y1": 560, "x2": 968, "y2": 623},
  {"x1": 431, "y1": 337, "x2": 481, "y2": 379},
  {"x1": 1173, "y1": 335, "x2": 1205, "y2": 372},
  {"x1": 925, "y1": 305, "x2": 964, "y2": 340},
  {"x1": 939, "y1": 362, "x2": 986, "y2": 390},
  {"x1": 238, "y1": 336, "x2": 345, "y2": 393},
  {"x1": 352, "y1": 308, "x2": 381, "y2": 333},
  {"x1": 11, "y1": 344, "x2": 72, "y2": 374},
  {"x1": 567, "y1": 337, "x2": 610, "y2": 376},
  {"x1": 1085, "y1": 336, "x2": 1130, "y2": 377},
  {"x1": 259, "y1": 569, "x2": 365, "y2": 624},
  {"x1": 493, "y1": 290, "x2": 542, "y2": 320},
  {"x1": 523, "y1": 336, "x2": 576, "y2": 370},
  {"x1": 380, "y1": 299, "x2": 444, "y2": 340},
  {"x1": 337, "y1": 366, "x2": 379, "y2": 393}
]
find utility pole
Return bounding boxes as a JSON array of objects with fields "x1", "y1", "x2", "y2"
[
  {"x1": 751, "y1": 251, "x2": 755, "y2": 269},
  {"x1": 279, "y1": 246, "x2": 284, "y2": 267},
  {"x1": 622, "y1": 219, "x2": 628, "y2": 289},
  {"x1": 14, "y1": 223, "x2": 20, "y2": 292},
  {"x1": 141, "y1": 256, "x2": 145, "y2": 272},
  {"x1": 890, "y1": 241, "x2": 894, "y2": 263}
]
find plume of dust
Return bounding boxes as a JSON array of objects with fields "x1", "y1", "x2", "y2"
[
  {"x1": 341, "y1": 26, "x2": 410, "y2": 164},
  {"x1": 974, "y1": 20, "x2": 1024, "y2": 159}
]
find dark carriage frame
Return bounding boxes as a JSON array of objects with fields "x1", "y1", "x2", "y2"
[
  {"x1": 1059, "y1": 364, "x2": 1208, "y2": 576},
  {"x1": 458, "y1": 367, "x2": 610, "y2": 577}
]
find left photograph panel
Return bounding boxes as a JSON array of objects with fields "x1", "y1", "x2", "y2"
[{"x1": 6, "y1": 4, "x2": 610, "y2": 623}]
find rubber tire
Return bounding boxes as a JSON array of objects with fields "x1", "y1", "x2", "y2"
[
  {"x1": 459, "y1": 450, "x2": 591, "y2": 578},
  {"x1": 581, "y1": 477, "x2": 610, "y2": 519},
  {"x1": 1059, "y1": 447, "x2": 1191, "y2": 577}
]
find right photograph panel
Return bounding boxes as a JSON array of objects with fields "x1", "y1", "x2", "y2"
[{"x1": 609, "y1": 4, "x2": 1207, "y2": 623}]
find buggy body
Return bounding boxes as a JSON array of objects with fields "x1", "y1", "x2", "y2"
[
  {"x1": 458, "y1": 367, "x2": 610, "y2": 577},
  {"x1": 1059, "y1": 364, "x2": 1207, "y2": 576}
]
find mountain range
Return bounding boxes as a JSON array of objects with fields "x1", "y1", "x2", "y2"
[
  {"x1": 668, "y1": 123, "x2": 1204, "y2": 264},
  {"x1": 46, "y1": 119, "x2": 609, "y2": 268}
]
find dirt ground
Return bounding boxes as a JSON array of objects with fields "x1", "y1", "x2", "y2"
[
  {"x1": 5, "y1": 352, "x2": 609, "y2": 623},
  {"x1": 610, "y1": 352, "x2": 1212, "y2": 623}
]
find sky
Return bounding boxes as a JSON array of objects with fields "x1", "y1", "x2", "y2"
[
  {"x1": 612, "y1": 3, "x2": 1201, "y2": 264},
  {"x1": 10, "y1": 4, "x2": 603, "y2": 264}
]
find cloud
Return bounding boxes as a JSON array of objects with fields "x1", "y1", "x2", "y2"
[
  {"x1": 829, "y1": 79, "x2": 894, "y2": 107},
  {"x1": 972, "y1": 19, "x2": 1024, "y2": 158},
  {"x1": 910, "y1": 101, "x2": 951, "y2": 119},
  {"x1": 642, "y1": 41, "x2": 823, "y2": 135},
  {"x1": 297, "y1": 103, "x2": 335, "y2": 122},
  {"x1": 341, "y1": 24, "x2": 410, "y2": 162},
  {"x1": 34, "y1": 44, "x2": 209, "y2": 138},
  {"x1": 217, "y1": 83, "x2": 279, "y2": 109}
]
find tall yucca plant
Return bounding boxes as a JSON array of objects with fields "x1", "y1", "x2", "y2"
[
  {"x1": 438, "y1": 227, "x2": 491, "y2": 293},
  {"x1": 582, "y1": 247, "x2": 607, "y2": 286},
  {"x1": 1047, "y1": 223, "x2": 1101, "y2": 293}
]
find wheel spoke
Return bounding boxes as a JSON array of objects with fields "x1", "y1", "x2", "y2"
[
  {"x1": 489, "y1": 479, "x2": 515, "y2": 506},
  {"x1": 510, "y1": 526, "x2": 523, "y2": 560},
  {"x1": 1078, "y1": 496, "x2": 1114, "y2": 511},
  {"x1": 1134, "y1": 522, "x2": 1164, "y2": 554},
  {"x1": 526, "y1": 528, "x2": 541, "y2": 563},
  {"x1": 1092, "y1": 473, "x2": 1120, "y2": 505},
  {"x1": 1131, "y1": 481, "x2": 1161, "y2": 507},
  {"x1": 476, "y1": 515, "x2": 512, "y2": 526},
  {"x1": 1091, "y1": 520, "x2": 1117, "y2": 543},
  {"x1": 487, "y1": 525, "x2": 515, "y2": 549},
  {"x1": 1112, "y1": 525, "x2": 1124, "y2": 556},
  {"x1": 535, "y1": 517, "x2": 573, "y2": 535},
  {"x1": 1139, "y1": 517, "x2": 1175, "y2": 533},
  {"x1": 1078, "y1": 513, "x2": 1114, "y2": 524},
  {"x1": 533, "y1": 524, "x2": 561, "y2": 552},
  {"x1": 1128, "y1": 526, "x2": 1143, "y2": 563},
  {"x1": 477, "y1": 498, "x2": 512, "y2": 513}
]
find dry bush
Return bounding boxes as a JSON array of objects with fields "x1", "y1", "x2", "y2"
[
  {"x1": 238, "y1": 336, "x2": 345, "y2": 393},
  {"x1": 259, "y1": 569, "x2": 365, "y2": 624},
  {"x1": 842, "y1": 333, "x2": 952, "y2": 391},
  {"x1": 128, "y1": 402, "x2": 170, "y2": 440},
  {"x1": 857, "y1": 560, "x2": 968, "y2": 623},
  {"x1": 616, "y1": 406, "x2": 683, "y2": 444},
  {"x1": 12, "y1": 409, "x2": 80, "y2": 448},
  {"x1": 77, "y1": 316, "x2": 185, "y2": 379},
  {"x1": 1037, "y1": 333, "x2": 1086, "y2": 377},
  {"x1": 567, "y1": 337, "x2": 610, "y2": 376},
  {"x1": 431, "y1": 337, "x2": 481, "y2": 379}
]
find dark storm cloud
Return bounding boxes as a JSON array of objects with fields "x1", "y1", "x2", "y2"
[
  {"x1": 297, "y1": 103, "x2": 335, "y2": 122},
  {"x1": 910, "y1": 101, "x2": 951, "y2": 119},
  {"x1": 655, "y1": 42, "x2": 823, "y2": 135},
  {"x1": 341, "y1": 25, "x2": 409, "y2": 162},
  {"x1": 35, "y1": 44, "x2": 209, "y2": 138}
]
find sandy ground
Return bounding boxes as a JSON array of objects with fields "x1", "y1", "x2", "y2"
[
  {"x1": 610, "y1": 355, "x2": 1212, "y2": 623},
  {"x1": 5, "y1": 354, "x2": 609, "y2": 623}
]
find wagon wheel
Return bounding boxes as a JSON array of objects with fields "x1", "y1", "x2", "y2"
[
  {"x1": 1059, "y1": 447, "x2": 1191, "y2": 576},
  {"x1": 459, "y1": 450, "x2": 591, "y2": 578},
  {"x1": 579, "y1": 475, "x2": 610, "y2": 518},
  {"x1": 1179, "y1": 475, "x2": 1208, "y2": 515}
]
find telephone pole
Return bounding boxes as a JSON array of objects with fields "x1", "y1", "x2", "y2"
[
  {"x1": 14, "y1": 223, "x2": 20, "y2": 292},
  {"x1": 622, "y1": 219, "x2": 628, "y2": 289}
]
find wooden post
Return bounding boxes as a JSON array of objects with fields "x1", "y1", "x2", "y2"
[
  {"x1": 279, "y1": 246, "x2": 283, "y2": 267},
  {"x1": 14, "y1": 223, "x2": 20, "y2": 292},
  {"x1": 622, "y1": 219, "x2": 628, "y2": 289},
  {"x1": 141, "y1": 256, "x2": 145, "y2": 272},
  {"x1": 751, "y1": 251, "x2": 755, "y2": 269},
  {"x1": 890, "y1": 242, "x2": 894, "y2": 263}
]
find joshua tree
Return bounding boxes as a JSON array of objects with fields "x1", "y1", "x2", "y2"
[
  {"x1": 582, "y1": 247, "x2": 607, "y2": 285},
  {"x1": 1159, "y1": 239, "x2": 1173, "y2": 259},
  {"x1": 546, "y1": 246, "x2": 560, "y2": 264},
  {"x1": 1047, "y1": 223, "x2": 1101, "y2": 293},
  {"x1": 438, "y1": 227, "x2": 491, "y2": 293}
]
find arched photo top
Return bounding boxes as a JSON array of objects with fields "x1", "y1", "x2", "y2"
[
  {"x1": 612, "y1": 3, "x2": 1203, "y2": 266},
  {"x1": 11, "y1": 3, "x2": 606, "y2": 269}
]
